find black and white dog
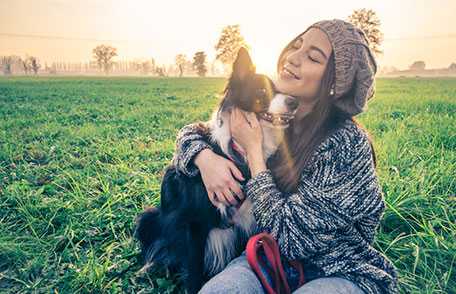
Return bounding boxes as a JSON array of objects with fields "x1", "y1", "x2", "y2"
[{"x1": 134, "y1": 48, "x2": 298, "y2": 293}]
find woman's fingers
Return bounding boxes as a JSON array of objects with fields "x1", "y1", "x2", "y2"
[
  {"x1": 229, "y1": 181, "x2": 244, "y2": 201},
  {"x1": 228, "y1": 161, "x2": 245, "y2": 181},
  {"x1": 230, "y1": 108, "x2": 238, "y2": 128},
  {"x1": 231, "y1": 108, "x2": 247, "y2": 128},
  {"x1": 231, "y1": 108, "x2": 260, "y2": 132},
  {"x1": 222, "y1": 188, "x2": 239, "y2": 206},
  {"x1": 209, "y1": 188, "x2": 239, "y2": 207},
  {"x1": 247, "y1": 112, "x2": 259, "y2": 127},
  {"x1": 198, "y1": 149, "x2": 247, "y2": 207},
  {"x1": 207, "y1": 189, "x2": 218, "y2": 207}
]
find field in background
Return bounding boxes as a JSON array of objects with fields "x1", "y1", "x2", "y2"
[{"x1": 0, "y1": 77, "x2": 454, "y2": 293}]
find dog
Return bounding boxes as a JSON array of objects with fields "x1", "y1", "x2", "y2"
[{"x1": 134, "y1": 47, "x2": 299, "y2": 293}]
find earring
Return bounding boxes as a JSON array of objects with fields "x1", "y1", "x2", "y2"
[{"x1": 330, "y1": 87, "x2": 335, "y2": 96}]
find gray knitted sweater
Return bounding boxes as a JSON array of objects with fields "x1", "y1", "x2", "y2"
[{"x1": 172, "y1": 119, "x2": 398, "y2": 294}]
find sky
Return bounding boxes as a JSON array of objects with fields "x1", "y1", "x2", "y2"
[{"x1": 1, "y1": 0, "x2": 455, "y2": 74}]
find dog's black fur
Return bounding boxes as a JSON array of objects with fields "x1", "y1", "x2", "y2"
[{"x1": 134, "y1": 48, "x2": 285, "y2": 293}]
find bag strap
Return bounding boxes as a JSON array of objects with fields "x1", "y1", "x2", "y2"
[{"x1": 246, "y1": 232, "x2": 306, "y2": 294}]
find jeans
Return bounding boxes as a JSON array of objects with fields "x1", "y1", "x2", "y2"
[{"x1": 198, "y1": 250, "x2": 365, "y2": 294}]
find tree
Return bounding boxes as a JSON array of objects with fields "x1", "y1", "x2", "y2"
[
  {"x1": 449, "y1": 63, "x2": 456, "y2": 71},
  {"x1": 347, "y1": 8, "x2": 384, "y2": 55},
  {"x1": 140, "y1": 61, "x2": 151, "y2": 75},
  {"x1": 154, "y1": 65, "x2": 167, "y2": 77},
  {"x1": 21, "y1": 56, "x2": 31, "y2": 75},
  {"x1": 175, "y1": 54, "x2": 187, "y2": 77},
  {"x1": 45, "y1": 62, "x2": 57, "y2": 74},
  {"x1": 150, "y1": 57, "x2": 156, "y2": 74},
  {"x1": 29, "y1": 56, "x2": 41, "y2": 75},
  {"x1": 132, "y1": 60, "x2": 152, "y2": 75},
  {"x1": 409, "y1": 61, "x2": 426, "y2": 71},
  {"x1": 215, "y1": 24, "x2": 249, "y2": 74},
  {"x1": 92, "y1": 44, "x2": 118, "y2": 74},
  {"x1": 1, "y1": 56, "x2": 20, "y2": 75},
  {"x1": 192, "y1": 51, "x2": 207, "y2": 77}
]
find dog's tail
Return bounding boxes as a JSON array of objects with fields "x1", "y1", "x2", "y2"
[{"x1": 133, "y1": 206, "x2": 162, "y2": 261}]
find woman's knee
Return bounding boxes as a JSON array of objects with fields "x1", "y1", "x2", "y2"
[
  {"x1": 198, "y1": 254, "x2": 264, "y2": 294},
  {"x1": 292, "y1": 277, "x2": 365, "y2": 294}
]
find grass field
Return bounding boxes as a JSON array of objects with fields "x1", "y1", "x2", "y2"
[{"x1": 0, "y1": 76, "x2": 455, "y2": 293}]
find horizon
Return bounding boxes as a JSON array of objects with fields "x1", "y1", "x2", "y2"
[{"x1": 1, "y1": 0, "x2": 456, "y2": 75}]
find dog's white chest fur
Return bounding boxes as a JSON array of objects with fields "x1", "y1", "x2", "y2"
[
  {"x1": 202, "y1": 98, "x2": 290, "y2": 276},
  {"x1": 208, "y1": 108, "x2": 283, "y2": 161}
]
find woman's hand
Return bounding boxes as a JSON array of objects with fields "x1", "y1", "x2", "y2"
[
  {"x1": 194, "y1": 148, "x2": 245, "y2": 207},
  {"x1": 230, "y1": 108, "x2": 263, "y2": 154},
  {"x1": 230, "y1": 108, "x2": 267, "y2": 177}
]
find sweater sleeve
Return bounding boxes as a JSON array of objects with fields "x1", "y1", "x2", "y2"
[
  {"x1": 171, "y1": 122, "x2": 214, "y2": 177},
  {"x1": 244, "y1": 124, "x2": 385, "y2": 260}
]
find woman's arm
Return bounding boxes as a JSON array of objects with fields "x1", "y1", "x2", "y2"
[
  {"x1": 172, "y1": 122, "x2": 214, "y2": 177},
  {"x1": 225, "y1": 109, "x2": 394, "y2": 292},
  {"x1": 172, "y1": 121, "x2": 246, "y2": 206},
  {"x1": 244, "y1": 125, "x2": 386, "y2": 260}
]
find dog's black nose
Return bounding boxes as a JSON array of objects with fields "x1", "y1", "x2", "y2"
[{"x1": 285, "y1": 96, "x2": 299, "y2": 110}]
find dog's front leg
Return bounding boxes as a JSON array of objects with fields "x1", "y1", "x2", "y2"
[{"x1": 184, "y1": 222, "x2": 209, "y2": 294}]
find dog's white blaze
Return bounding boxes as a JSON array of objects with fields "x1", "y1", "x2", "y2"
[
  {"x1": 204, "y1": 92, "x2": 293, "y2": 275},
  {"x1": 209, "y1": 110, "x2": 231, "y2": 156}
]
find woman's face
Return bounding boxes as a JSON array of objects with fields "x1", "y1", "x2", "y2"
[{"x1": 276, "y1": 28, "x2": 333, "y2": 117}]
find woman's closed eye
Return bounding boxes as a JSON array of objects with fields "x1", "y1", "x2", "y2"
[{"x1": 309, "y1": 55, "x2": 320, "y2": 63}]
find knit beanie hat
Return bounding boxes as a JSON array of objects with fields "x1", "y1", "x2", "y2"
[{"x1": 307, "y1": 19, "x2": 378, "y2": 116}]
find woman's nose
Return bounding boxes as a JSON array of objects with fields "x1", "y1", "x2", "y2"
[
  {"x1": 286, "y1": 50, "x2": 300, "y2": 67},
  {"x1": 285, "y1": 96, "x2": 299, "y2": 111}
]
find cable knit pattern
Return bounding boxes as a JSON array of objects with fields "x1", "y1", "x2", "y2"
[
  {"x1": 172, "y1": 121, "x2": 213, "y2": 177},
  {"x1": 172, "y1": 119, "x2": 398, "y2": 294}
]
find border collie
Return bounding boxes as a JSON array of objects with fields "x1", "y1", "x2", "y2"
[{"x1": 134, "y1": 48, "x2": 298, "y2": 293}]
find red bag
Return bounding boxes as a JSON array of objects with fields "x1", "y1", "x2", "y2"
[{"x1": 246, "y1": 232, "x2": 306, "y2": 294}]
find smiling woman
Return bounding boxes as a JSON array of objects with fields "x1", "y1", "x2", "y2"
[
  {"x1": 275, "y1": 28, "x2": 334, "y2": 121},
  {"x1": 171, "y1": 19, "x2": 398, "y2": 294}
]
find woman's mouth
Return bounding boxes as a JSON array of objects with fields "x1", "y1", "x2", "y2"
[{"x1": 281, "y1": 66, "x2": 299, "y2": 80}]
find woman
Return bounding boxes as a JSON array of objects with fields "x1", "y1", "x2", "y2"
[{"x1": 172, "y1": 19, "x2": 398, "y2": 294}]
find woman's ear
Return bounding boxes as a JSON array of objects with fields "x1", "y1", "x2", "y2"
[{"x1": 231, "y1": 47, "x2": 256, "y2": 81}]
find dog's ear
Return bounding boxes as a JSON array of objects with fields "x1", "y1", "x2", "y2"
[{"x1": 232, "y1": 47, "x2": 255, "y2": 80}]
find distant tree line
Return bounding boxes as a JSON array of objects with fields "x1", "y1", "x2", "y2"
[
  {"x1": 1, "y1": 55, "x2": 41, "y2": 75},
  {"x1": 2, "y1": 9, "x2": 455, "y2": 77},
  {"x1": 0, "y1": 22, "x2": 249, "y2": 77},
  {"x1": 89, "y1": 24, "x2": 248, "y2": 77}
]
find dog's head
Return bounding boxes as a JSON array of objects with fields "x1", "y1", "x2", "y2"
[
  {"x1": 219, "y1": 47, "x2": 298, "y2": 128},
  {"x1": 211, "y1": 48, "x2": 299, "y2": 165}
]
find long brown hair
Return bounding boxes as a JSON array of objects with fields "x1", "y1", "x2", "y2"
[{"x1": 270, "y1": 35, "x2": 377, "y2": 194}]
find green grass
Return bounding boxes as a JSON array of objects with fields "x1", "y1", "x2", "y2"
[{"x1": 0, "y1": 76, "x2": 455, "y2": 293}]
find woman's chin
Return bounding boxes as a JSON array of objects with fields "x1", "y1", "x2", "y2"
[{"x1": 275, "y1": 80, "x2": 296, "y2": 95}]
